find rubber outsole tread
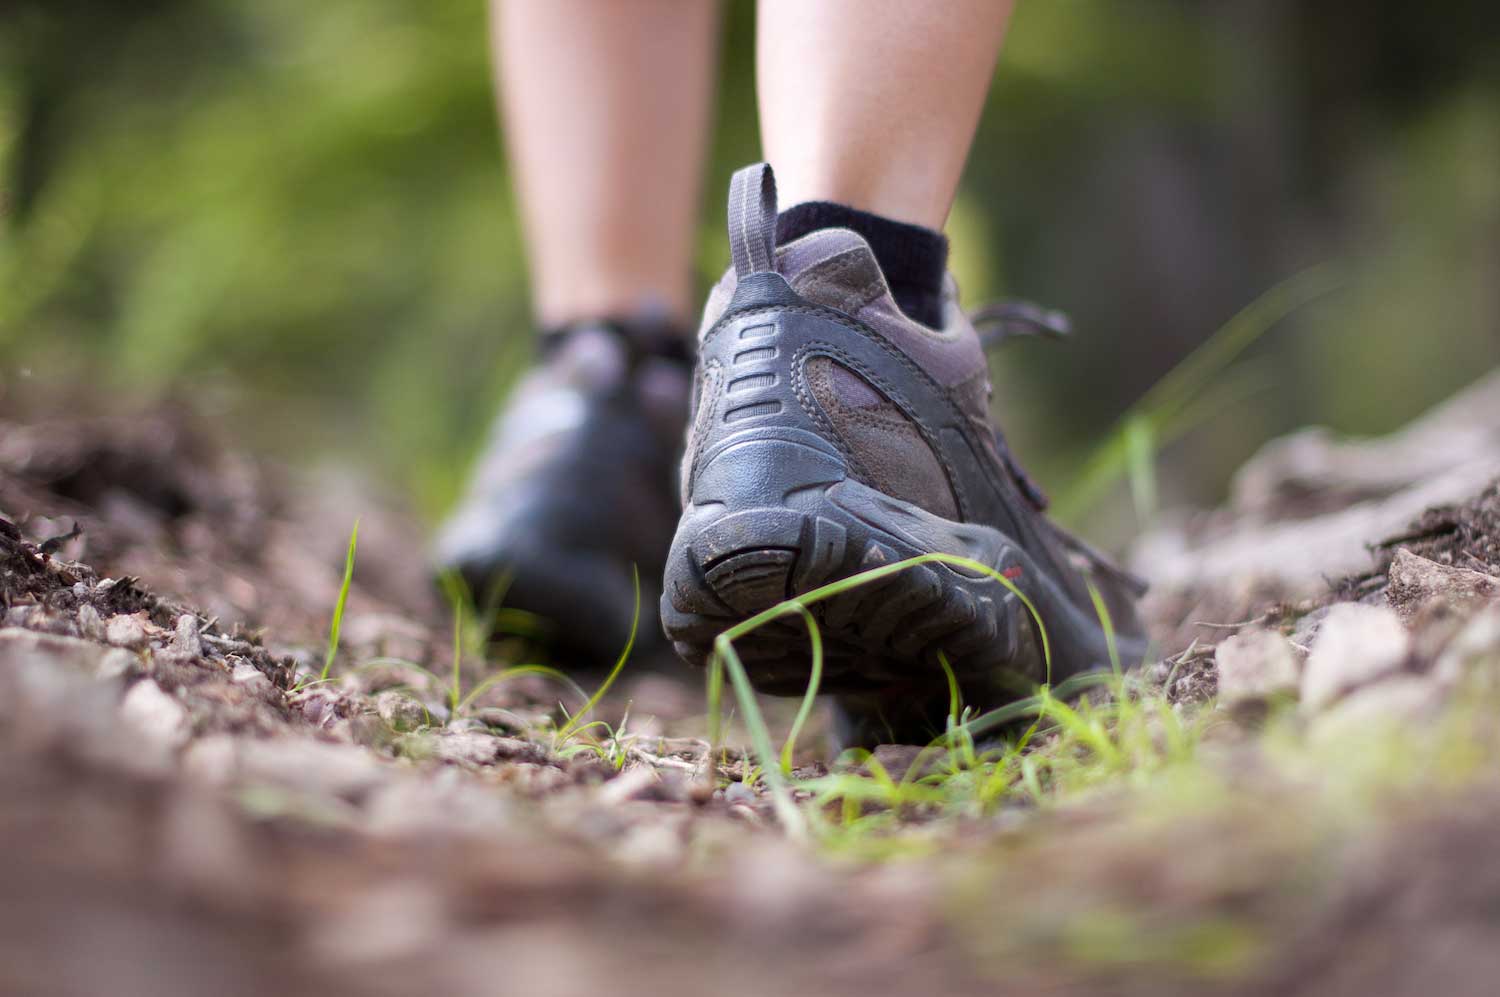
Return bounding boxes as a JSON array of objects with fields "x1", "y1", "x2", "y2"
[{"x1": 663, "y1": 492, "x2": 1045, "y2": 697}]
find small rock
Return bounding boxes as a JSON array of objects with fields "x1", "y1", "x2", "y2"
[
  {"x1": 375, "y1": 691, "x2": 429, "y2": 732},
  {"x1": 230, "y1": 661, "x2": 275, "y2": 696},
  {"x1": 76, "y1": 603, "x2": 106, "y2": 642},
  {"x1": 105, "y1": 613, "x2": 150, "y2": 650},
  {"x1": 3, "y1": 605, "x2": 37, "y2": 628},
  {"x1": 96, "y1": 648, "x2": 141, "y2": 680},
  {"x1": 424, "y1": 730, "x2": 503, "y2": 766},
  {"x1": 238, "y1": 736, "x2": 386, "y2": 800},
  {"x1": 423, "y1": 729, "x2": 542, "y2": 767},
  {"x1": 1433, "y1": 605, "x2": 1500, "y2": 689},
  {"x1": 172, "y1": 614, "x2": 203, "y2": 657},
  {"x1": 724, "y1": 781, "x2": 757, "y2": 805},
  {"x1": 1387, "y1": 548, "x2": 1498, "y2": 622},
  {"x1": 1310, "y1": 675, "x2": 1443, "y2": 741},
  {"x1": 1214, "y1": 629, "x2": 1303, "y2": 707},
  {"x1": 597, "y1": 766, "x2": 658, "y2": 806},
  {"x1": 295, "y1": 687, "x2": 346, "y2": 728},
  {"x1": 1301, "y1": 604, "x2": 1411, "y2": 712},
  {"x1": 0, "y1": 627, "x2": 121, "y2": 679},
  {"x1": 1289, "y1": 605, "x2": 1332, "y2": 649},
  {"x1": 120, "y1": 679, "x2": 191, "y2": 752}
]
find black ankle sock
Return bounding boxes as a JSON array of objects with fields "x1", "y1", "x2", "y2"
[{"x1": 776, "y1": 201, "x2": 949, "y2": 328}]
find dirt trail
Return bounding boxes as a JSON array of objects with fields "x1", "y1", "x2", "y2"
[{"x1": 4, "y1": 396, "x2": 1500, "y2": 997}]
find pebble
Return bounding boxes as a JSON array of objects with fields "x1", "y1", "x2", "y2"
[
  {"x1": 1215, "y1": 629, "x2": 1303, "y2": 707},
  {"x1": 1434, "y1": 605, "x2": 1500, "y2": 688},
  {"x1": 1386, "y1": 548, "x2": 1498, "y2": 622},
  {"x1": 3, "y1": 605, "x2": 37, "y2": 628},
  {"x1": 76, "y1": 603, "x2": 106, "y2": 642},
  {"x1": 120, "y1": 679, "x2": 192, "y2": 752},
  {"x1": 0, "y1": 626, "x2": 129, "y2": 681},
  {"x1": 96, "y1": 647, "x2": 141, "y2": 680},
  {"x1": 597, "y1": 766, "x2": 658, "y2": 806},
  {"x1": 172, "y1": 614, "x2": 203, "y2": 658},
  {"x1": 241, "y1": 736, "x2": 387, "y2": 800},
  {"x1": 423, "y1": 730, "x2": 542, "y2": 767},
  {"x1": 230, "y1": 661, "x2": 276, "y2": 697},
  {"x1": 1301, "y1": 604, "x2": 1411, "y2": 712},
  {"x1": 296, "y1": 687, "x2": 345, "y2": 728},
  {"x1": 375, "y1": 691, "x2": 429, "y2": 732},
  {"x1": 723, "y1": 781, "x2": 757, "y2": 805},
  {"x1": 105, "y1": 612, "x2": 150, "y2": 650},
  {"x1": 1310, "y1": 675, "x2": 1443, "y2": 742}
]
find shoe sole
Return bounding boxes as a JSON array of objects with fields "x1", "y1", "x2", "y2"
[{"x1": 661, "y1": 428, "x2": 1138, "y2": 699}]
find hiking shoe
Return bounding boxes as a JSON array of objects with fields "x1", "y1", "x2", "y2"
[
  {"x1": 661, "y1": 163, "x2": 1149, "y2": 746},
  {"x1": 436, "y1": 318, "x2": 690, "y2": 663}
]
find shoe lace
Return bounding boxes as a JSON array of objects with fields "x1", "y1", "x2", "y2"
[
  {"x1": 969, "y1": 299, "x2": 1148, "y2": 597},
  {"x1": 969, "y1": 300, "x2": 1072, "y2": 350},
  {"x1": 967, "y1": 300, "x2": 1072, "y2": 512}
]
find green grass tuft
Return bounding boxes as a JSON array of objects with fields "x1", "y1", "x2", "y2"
[{"x1": 317, "y1": 518, "x2": 360, "y2": 684}]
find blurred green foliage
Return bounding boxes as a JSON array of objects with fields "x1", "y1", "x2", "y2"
[{"x1": 2, "y1": 1, "x2": 1497, "y2": 528}]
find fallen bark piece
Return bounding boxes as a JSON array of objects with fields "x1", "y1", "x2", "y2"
[
  {"x1": 1301, "y1": 604, "x2": 1411, "y2": 712},
  {"x1": 1215, "y1": 629, "x2": 1303, "y2": 708},
  {"x1": 1386, "y1": 548, "x2": 1498, "y2": 623}
]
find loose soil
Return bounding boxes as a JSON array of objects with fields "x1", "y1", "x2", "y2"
[{"x1": 4, "y1": 404, "x2": 1500, "y2": 997}]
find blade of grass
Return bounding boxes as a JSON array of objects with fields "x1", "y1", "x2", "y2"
[
  {"x1": 317, "y1": 518, "x2": 359, "y2": 683},
  {"x1": 713, "y1": 637, "x2": 807, "y2": 839},
  {"x1": 1123, "y1": 416, "x2": 1157, "y2": 522},
  {"x1": 556, "y1": 565, "x2": 640, "y2": 741},
  {"x1": 778, "y1": 603, "x2": 823, "y2": 775},
  {"x1": 1084, "y1": 576, "x2": 1123, "y2": 677},
  {"x1": 448, "y1": 594, "x2": 463, "y2": 715},
  {"x1": 457, "y1": 664, "x2": 590, "y2": 715},
  {"x1": 1055, "y1": 262, "x2": 1344, "y2": 522}
]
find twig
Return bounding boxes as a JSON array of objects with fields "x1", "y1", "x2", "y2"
[{"x1": 1189, "y1": 614, "x2": 1268, "y2": 630}]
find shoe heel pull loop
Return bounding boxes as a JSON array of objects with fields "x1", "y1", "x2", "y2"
[{"x1": 728, "y1": 162, "x2": 778, "y2": 279}]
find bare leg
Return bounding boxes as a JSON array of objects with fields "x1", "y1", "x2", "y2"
[
  {"x1": 756, "y1": 0, "x2": 1013, "y2": 230},
  {"x1": 493, "y1": 0, "x2": 720, "y2": 328}
]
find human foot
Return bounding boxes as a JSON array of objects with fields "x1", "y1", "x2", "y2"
[{"x1": 436, "y1": 318, "x2": 690, "y2": 663}]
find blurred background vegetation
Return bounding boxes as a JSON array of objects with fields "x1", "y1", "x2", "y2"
[{"x1": 2, "y1": 0, "x2": 1497, "y2": 539}]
